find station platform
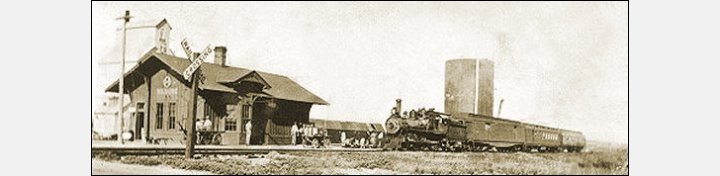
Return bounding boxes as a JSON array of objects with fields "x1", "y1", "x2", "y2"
[{"x1": 91, "y1": 140, "x2": 382, "y2": 154}]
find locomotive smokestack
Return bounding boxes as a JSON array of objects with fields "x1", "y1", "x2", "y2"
[{"x1": 395, "y1": 99, "x2": 402, "y2": 114}]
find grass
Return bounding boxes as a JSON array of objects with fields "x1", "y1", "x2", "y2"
[
  {"x1": 92, "y1": 151, "x2": 120, "y2": 161},
  {"x1": 93, "y1": 148, "x2": 629, "y2": 175}
]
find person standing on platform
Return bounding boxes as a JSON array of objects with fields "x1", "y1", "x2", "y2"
[
  {"x1": 340, "y1": 132, "x2": 346, "y2": 147},
  {"x1": 195, "y1": 119, "x2": 203, "y2": 131},
  {"x1": 195, "y1": 119, "x2": 203, "y2": 144},
  {"x1": 203, "y1": 116, "x2": 213, "y2": 131},
  {"x1": 310, "y1": 124, "x2": 318, "y2": 136},
  {"x1": 369, "y1": 131, "x2": 378, "y2": 148},
  {"x1": 245, "y1": 121, "x2": 252, "y2": 145},
  {"x1": 291, "y1": 122, "x2": 299, "y2": 145},
  {"x1": 377, "y1": 132, "x2": 384, "y2": 147},
  {"x1": 360, "y1": 137, "x2": 366, "y2": 148},
  {"x1": 304, "y1": 124, "x2": 311, "y2": 137}
]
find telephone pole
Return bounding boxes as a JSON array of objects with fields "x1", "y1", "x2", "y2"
[
  {"x1": 116, "y1": 10, "x2": 132, "y2": 144},
  {"x1": 185, "y1": 62, "x2": 200, "y2": 158},
  {"x1": 497, "y1": 99, "x2": 505, "y2": 117}
]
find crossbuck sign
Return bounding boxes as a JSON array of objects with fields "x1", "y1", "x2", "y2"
[{"x1": 180, "y1": 38, "x2": 212, "y2": 81}]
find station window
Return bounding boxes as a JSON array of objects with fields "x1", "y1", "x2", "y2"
[
  {"x1": 155, "y1": 103, "x2": 164, "y2": 129},
  {"x1": 137, "y1": 102, "x2": 145, "y2": 111},
  {"x1": 168, "y1": 103, "x2": 176, "y2": 129},
  {"x1": 225, "y1": 118, "x2": 237, "y2": 131}
]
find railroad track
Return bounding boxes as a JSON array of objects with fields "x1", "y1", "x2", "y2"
[{"x1": 91, "y1": 146, "x2": 382, "y2": 156}]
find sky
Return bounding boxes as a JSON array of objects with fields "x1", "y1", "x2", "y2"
[{"x1": 92, "y1": 2, "x2": 628, "y2": 144}]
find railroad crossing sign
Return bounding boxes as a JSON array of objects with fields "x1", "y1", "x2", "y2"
[
  {"x1": 182, "y1": 46, "x2": 211, "y2": 81},
  {"x1": 180, "y1": 38, "x2": 212, "y2": 81},
  {"x1": 180, "y1": 39, "x2": 193, "y2": 59},
  {"x1": 179, "y1": 38, "x2": 213, "y2": 159}
]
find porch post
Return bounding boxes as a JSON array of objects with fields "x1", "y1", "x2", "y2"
[{"x1": 144, "y1": 74, "x2": 151, "y2": 143}]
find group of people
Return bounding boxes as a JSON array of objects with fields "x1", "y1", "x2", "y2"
[
  {"x1": 191, "y1": 116, "x2": 253, "y2": 145},
  {"x1": 289, "y1": 122, "x2": 387, "y2": 148},
  {"x1": 392, "y1": 106, "x2": 446, "y2": 131},
  {"x1": 184, "y1": 119, "x2": 385, "y2": 147},
  {"x1": 340, "y1": 130, "x2": 384, "y2": 148},
  {"x1": 402, "y1": 107, "x2": 437, "y2": 119},
  {"x1": 290, "y1": 123, "x2": 326, "y2": 145},
  {"x1": 197, "y1": 117, "x2": 253, "y2": 145},
  {"x1": 195, "y1": 116, "x2": 214, "y2": 131}
]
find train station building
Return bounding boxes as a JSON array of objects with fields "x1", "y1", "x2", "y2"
[{"x1": 103, "y1": 19, "x2": 328, "y2": 145}]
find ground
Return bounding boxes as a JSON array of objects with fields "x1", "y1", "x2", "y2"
[
  {"x1": 91, "y1": 143, "x2": 628, "y2": 175},
  {"x1": 92, "y1": 159, "x2": 215, "y2": 175}
]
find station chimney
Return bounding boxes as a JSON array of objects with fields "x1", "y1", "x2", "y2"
[{"x1": 214, "y1": 46, "x2": 227, "y2": 67}]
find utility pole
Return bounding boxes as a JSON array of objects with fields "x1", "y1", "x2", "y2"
[
  {"x1": 497, "y1": 99, "x2": 505, "y2": 117},
  {"x1": 116, "y1": 10, "x2": 132, "y2": 144},
  {"x1": 474, "y1": 59, "x2": 480, "y2": 114},
  {"x1": 185, "y1": 59, "x2": 200, "y2": 159}
]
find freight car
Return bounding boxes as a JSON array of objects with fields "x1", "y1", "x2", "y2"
[{"x1": 382, "y1": 99, "x2": 585, "y2": 152}]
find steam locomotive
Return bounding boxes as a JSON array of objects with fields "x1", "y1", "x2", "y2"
[{"x1": 383, "y1": 99, "x2": 585, "y2": 152}]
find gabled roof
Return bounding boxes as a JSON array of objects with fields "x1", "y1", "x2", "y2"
[
  {"x1": 220, "y1": 70, "x2": 272, "y2": 89},
  {"x1": 156, "y1": 19, "x2": 172, "y2": 30},
  {"x1": 106, "y1": 48, "x2": 329, "y2": 105}
]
